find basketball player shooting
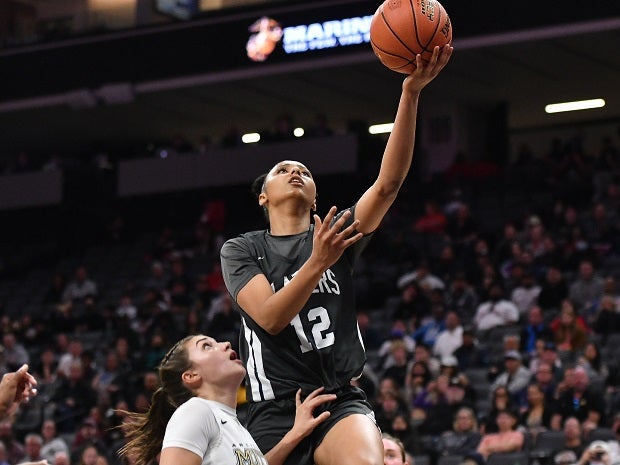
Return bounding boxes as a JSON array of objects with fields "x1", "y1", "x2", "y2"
[{"x1": 220, "y1": 44, "x2": 452, "y2": 465}]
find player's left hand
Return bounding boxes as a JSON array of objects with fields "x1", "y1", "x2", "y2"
[{"x1": 290, "y1": 387, "x2": 337, "y2": 440}]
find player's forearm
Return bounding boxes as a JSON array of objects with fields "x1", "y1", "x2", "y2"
[
  {"x1": 259, "y1": 258, "x2": 326, "y2": 334},
  {"x1": 376, "y1": 90, "x2": 420, "y2": 192},
  {"x1": 264, "y1": 430, "x2": 304, "y2": 465}
]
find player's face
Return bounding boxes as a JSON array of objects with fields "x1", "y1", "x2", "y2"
[
  {"x1": 261, "y1": 160, "x2": 316, "y2": 210},
  {"x1": 382, "y1": 438, "x2": 406, "y2": 465},
  {"x1": 185, "y1": 335, "x2": 245, "y2": 387}
]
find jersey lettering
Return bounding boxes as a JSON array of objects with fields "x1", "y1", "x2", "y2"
[
  {"x1": 314, "y1": 269, "x2": 341, "y2": 294},
  {"x1": 233, "y1": 447, "x2": 266, "y2": 465},
  {"x1": 281, "y1": 269, "x2": 340, "y2": 294},
  {"x1": 291, "y1": 306, "x2": 334, "y2": 352}
]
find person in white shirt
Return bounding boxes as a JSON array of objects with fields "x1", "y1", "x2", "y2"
[
  {"x1": 433, "y1": 311, "x2": 463, "y2": 359},
  {"x1": 474, "y1": 282, "x2": 519, "y2": 333},
  {"x1": 119, "y1": 334, "x2": 336, "y2": 465},
  {"x1": 510, "y1": 272, "x2": 542, "y2": 317}
]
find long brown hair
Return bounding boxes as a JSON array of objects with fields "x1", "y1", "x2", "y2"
[{"x1": 118, "y1": 335, "x2": 195, "y2": 465}]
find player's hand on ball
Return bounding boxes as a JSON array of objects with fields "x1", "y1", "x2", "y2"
[{"x1": 404, "y1": 44, "x2": 453, "y2": 93}]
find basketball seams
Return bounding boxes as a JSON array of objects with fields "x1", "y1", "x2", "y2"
[
  {"x1": 380, "y1": 10, "x2": 417, "y2": 57},
  {"x1": 409, "y1": 0, "x2": 423, "y2": 52}
]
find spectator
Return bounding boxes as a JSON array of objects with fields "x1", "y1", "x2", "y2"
[
  {"x1": 142, "y1": 262, "x2": 168, "y2": 295},
  {"x1": 576, "y1": 341, "x2": 608, "y2": 383},
  {"x1": 398, "y1": 260, "x2": 446, "y2": 295},
  {"x1": 551, "y1": 300, "x2": 588, "y2": 357},
  {"x1": 62, "y1": 266, "x2": 98, "y2": 303},
  {"x1": 490, "y1": 351, "x2": 531, "y2": 407},
  {"x1": 51, "y1": 361, "x2": 98, "y2": 433},
  {"x1": 32, "y1": 347, "x2": 59, "y2": 396},
  {"x1": 511, "y1": 271, "x2": 542, "y2": 317},
  {"x1": 18, "y1": 433, "x2": 45, "y2": 463},
  {"x1": 433, "y1": 311, "x2": 463, "y2": 359},
  {"x1": 389, "y1": 411, "x2": 420, "y2": 456},
  {"x1": 115, "y1": 294, "x2": 138, "y2": 326},
  {"x1": 419, "y1": 375, "x2": 474, "y2": 437},
  {"x1": 412, "y1": 342, "x2": 440, "y2": 378},
  {"x1": 551, "y1": 417, "x2": 586, "y2": 463},
  {"x1": 520, "y1": 305, "x2": 553, "y2": 357},
  {"x1": 519, "y1": 383, "x2": 554, "y2": 438},
  {"x1": 445, "y1": 273, "x2": 479, "y2": 322},
  {"x1": 76, "y1": 445, "x2": 99, "y2": 465},
  {"x1": 476, "y1": 409, "x2": 524, "y2": 460},
  {"x1": 404, "y1": 361, "x2": 432, "y2": 409},
  {"x1": 481, "y1": 386, "x2": 514, "y2": 434},
  {"x1": 552, "y1": 366, "x2": 606, "y2": 434},
  {"x1": 383, "y1": 340, "x2": 411, "y2": 390},
  {"x1": 593, "y1": 294, "x2": 620, "y2": 345},
  {"x1": 532, "y1": 360, "x2": 560, "y2": 404},
  {"x1": 391, "y1": 279, "x2": 431, "y2": 329},
  {"x1": 71, "y1": 420, "x2": 106, "y2": 464},
  {"x1": 538, "y1": 264, "x2": 569, "y2": 312},
  {"x1": 374, "y1": 387, "x2": 409, "y2": 434},
  {"x1": 433, "y1": 244, "x2": 461, "y2": 285},
  {"x1": 2, "y1": 333, "x2": 29, "y2": 372},
  {"x1": 473, "y1": 281, "x2": 519, "y2": 333},
  {"x1": 436, "y1": 406, "x2": 482, "y2": 458},
  {"x1": 412, "y1": 304, "x2": 446, "y2": 349},
  {"x1": 57, "y1": 339, "x2": 83, "y2": 379},
  {"x1": 453, "y1": 326, "x2": 487, "y2": 370},
  {"x1": 91, "y1": 351, "x2": 126, "y2": 409},
  {"x1": 569, "y1": 259, "x2": 605, "y2": 316},
  {"x1": 0, "y1": 419, "x2": 25, "y2": 464},
  {"x1": 40, "y1": 419, "x2": 69, "y2": 463},
  {"x1": 413, "y1": 200, "x2": 447, "y2": 235},
  {"x1": 446, "y1": 202, "x2": 478, "y2": 254},
  {"x1": 378, "y1": 322, "x2": 416, "y2": 372}
]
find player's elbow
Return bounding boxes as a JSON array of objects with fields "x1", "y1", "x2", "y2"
[{"x1": 376, "y1": 179, "x2": 402, "y2": 200}]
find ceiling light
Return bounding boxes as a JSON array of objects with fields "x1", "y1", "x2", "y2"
[
  {"x1": 368, "y1": 123, "x2": 393, "y2": 134},
  {"x1": 545, "y1": 98, "x2": 605, "y2": 114},
  {"x1": 294, "y1": 127, "x2": 304, "y2": 137},
  {"x1": 242, "y1": 133, "x2": 260, "y2": 144}
]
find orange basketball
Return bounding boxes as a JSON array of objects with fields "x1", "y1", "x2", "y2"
[{"x1": 370, "y1": 0, "x2": 452, "y2": 74}]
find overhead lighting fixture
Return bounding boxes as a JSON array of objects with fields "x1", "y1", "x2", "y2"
[
  {"x1": 368, "y1": 123, "x2": 393, "y2": 134},
  {"x1": 294, "y1": 127, "x2": 305, "y2": 137},
  {"x1": 242, "y1": 133, "x2": 261, "y2": 144},
  {"x1": 545, "y1": 98, "x2": 605, "y2": 114}
]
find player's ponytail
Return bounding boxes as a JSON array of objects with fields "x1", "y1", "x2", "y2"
[{"x1": 118, "y1": 336, "x2": 195, "y2": 465}]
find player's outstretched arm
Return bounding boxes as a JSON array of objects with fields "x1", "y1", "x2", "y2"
[{"x1": 354, "y1": 44, "x2": 453, "y2": 235}]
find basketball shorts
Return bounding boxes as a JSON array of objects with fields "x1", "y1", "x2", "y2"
[{"x1": 245, "y1": 385, "x2": 378, "y2": 465}]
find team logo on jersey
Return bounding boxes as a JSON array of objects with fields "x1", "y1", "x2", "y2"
[{"x1": 282, "y1": 268, "x2": 340, "y2": 295}]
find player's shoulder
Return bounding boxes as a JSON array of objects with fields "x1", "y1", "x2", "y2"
[{"x1": 222, "y1": 229, "x2": 266, "y2": 249}]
